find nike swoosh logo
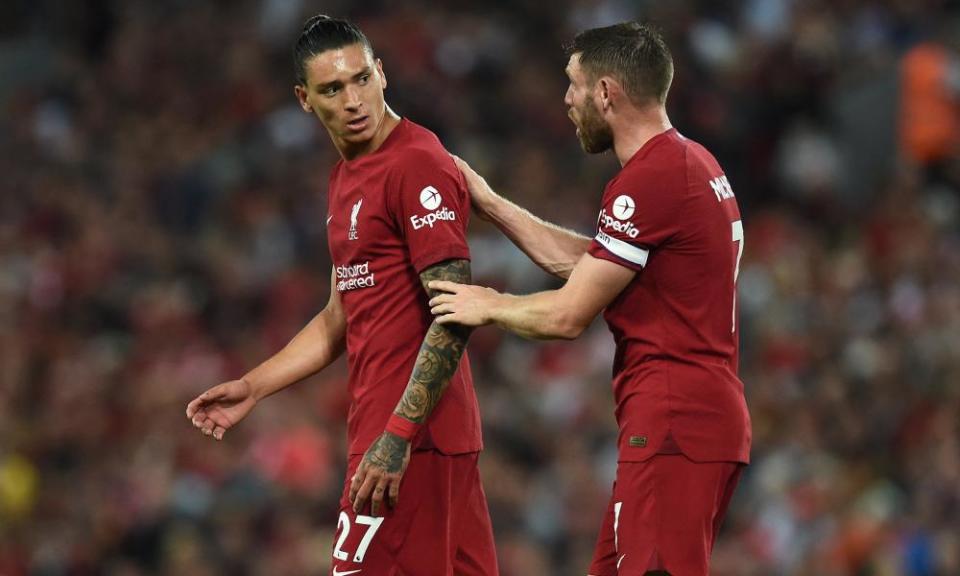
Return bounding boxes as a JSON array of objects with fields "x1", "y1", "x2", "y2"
[
  {"x1": 326, "y1": 215, "x2": 334, "y2": 225},
  {"x1": 617, "y1": 554, "x2": 627, "y2": 569},
  {"x1": 332, "y1": 569, "x2": 361, "y2": 576}
]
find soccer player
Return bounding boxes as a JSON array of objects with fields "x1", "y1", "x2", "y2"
[
  {"x1": 185, "y1": 16, "x2": 498, "y2": 576},
  {"x1": 429, "y1": 22, "x2": 751, "y2": 576}
]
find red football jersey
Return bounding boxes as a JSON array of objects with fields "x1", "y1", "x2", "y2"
[
  {"x1": 327, "y1": 118, "x2": 482, "y2": 456},
  {"x1": 587, "y1": 128, "x2": 751, "y2": 463}
]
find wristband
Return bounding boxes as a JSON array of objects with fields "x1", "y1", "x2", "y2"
[{"x1": 385, "y1": 414, "x2": 420, "y2": 441}]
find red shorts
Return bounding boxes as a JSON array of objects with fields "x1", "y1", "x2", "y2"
[
  {"x1": 331, "y1": 450, "x2": 498, "y2": 576},
  {"x1": 588, "y1": 454, "x2": 743, "y2": 576}
]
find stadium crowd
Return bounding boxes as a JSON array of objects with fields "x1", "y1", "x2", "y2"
[{"x1": 1, "y1": 0, "x2": 958, "y2": 574}]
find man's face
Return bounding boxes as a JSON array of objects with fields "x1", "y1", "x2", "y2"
[
  {"x1": 295, "y1": 43, "x2": 387, "y2": 148},
  {"x1": 564, "y1": 53, "x2": 613, "y2": 154}
]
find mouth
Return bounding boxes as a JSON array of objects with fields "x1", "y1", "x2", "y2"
[{"x1": 346, "y1": 115, "x2": 369, "y2": 132}]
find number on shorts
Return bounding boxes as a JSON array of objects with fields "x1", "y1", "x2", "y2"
[{"x1": 333, "y1": 511, "x2": 385, "y2": 564}]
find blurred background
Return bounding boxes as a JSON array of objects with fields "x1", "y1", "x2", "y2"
[{"x1": 1, "y1": 0, "x2": 959, "y2": 574}]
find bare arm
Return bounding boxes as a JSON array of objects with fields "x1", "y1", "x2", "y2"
[
  {"x1": 430, "y1": 253, "x2": 635, "y2": 340},
  {"x1": 455, "y1": 157, "x2": 590, "y2": 279},
  {"x1": 349, "y1": 259, "x2": 473, "y2": 515},
  {"x1": 244, "y1": 269, "x2": 347, "y2": 400},
  {"x1": 186, "y1": 269, "x2": 346, "y2": 439}
]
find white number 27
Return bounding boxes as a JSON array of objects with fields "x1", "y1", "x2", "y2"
[
  {"x1": 731, "y1": 220, "x2": 744, "y2": 333},
  {"x1": 333, "y1": 511, "x2": 384, "y2": 563}
]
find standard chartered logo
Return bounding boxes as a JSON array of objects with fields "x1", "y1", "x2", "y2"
[{"x1": 335, "y1": 261, "x2": 376, "y2": 292}]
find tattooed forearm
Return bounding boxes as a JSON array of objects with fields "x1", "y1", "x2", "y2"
[{"x1": 394, "y1": 259, "x2": 473, "y2": 424}]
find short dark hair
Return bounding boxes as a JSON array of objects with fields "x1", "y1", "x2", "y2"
[
  {"x1": 566, "y1": 22, "x2": 673, "y2": 105},
  {"x1": 294, "y1": 15, "x2": 373, "y2": 85}
]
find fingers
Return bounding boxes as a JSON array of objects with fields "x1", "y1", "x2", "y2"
[
  {"x1": 192, "y1": 415, "x2": 215, "y2": 436},
  {"x1": 352, "y1": 473, "x2": 378, "y2": 514},
  {"x1": 434, "y1": 314, "x2": 456, "y2": 325},
  {"x1": 427, "y1": 280, "x2": 460, "y2": 293},
  {"x1": 428, "y1": 292, "x2": 454, "y2": 306},
  {"x1": 369, "y1": 477, "x2": 390, "y2": 516},
  {"x1": 388, "y1": 475, "x2": 401, "y2": 508},
  {"x1": 190, "y1": 406, "x2": 231, "y2": 440},
  {"x1": 349, "y1": 463, "x2": 366, "y2": 505},
  {"x1": 186, "y1": 396, "x2": 204, "y2": 419},
  {"x1": 430, "y1": 303, "x2": 454, "y2": 316},
  {"x1": 186, "y1": 384, "x2": 230, "y2": 418}
]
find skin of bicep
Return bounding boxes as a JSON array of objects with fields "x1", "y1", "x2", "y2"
[{"x1": 394, "y1": 258, "x2": 473, "y2": 423}]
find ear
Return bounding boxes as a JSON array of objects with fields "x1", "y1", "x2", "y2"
[
  {"x1": 376, "y1": 58, "x2": 387, "y2": 90},
  {"x1": 597, "y1": 77, "x2": 615, "y2": 112},
  {"x1": 294, "y1": 84, "x2": 312, "y2": 113}
]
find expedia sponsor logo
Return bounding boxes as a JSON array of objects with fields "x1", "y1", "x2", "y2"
[
  {"x1": 335, "y1": 261, "x2": 376, "y2": 292},
  {"x1": 410, "y1": 206, "x2": 457, "y2": 230},
  {"x1": 599, "y1": 208, "x2": 639, "y2": 239}
]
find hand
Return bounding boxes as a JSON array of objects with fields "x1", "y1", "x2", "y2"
[
  {"x1": 451, "y1": 155, "x2": 496, "y2": 222},
  {"x1": 185, "y1": 378, "x2": 258, "y2": 441},
  {"x1": 428, "y1": 280, "x2": 501, "y2": 327},
  {"x1": 349, "y1": 431, "x2": 411, "y2": 516}
]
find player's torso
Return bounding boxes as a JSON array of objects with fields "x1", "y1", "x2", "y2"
[
  {"x1": 329, "y1": 160, "x2": 431, "y2": 336},
  {"x1": 323, "y1": 120, "x2": 482, "y2": 457},
  {"x1": 599, "y1": 132, "x2": 751, "y2": 462},
  {"x1": 602, "y1": 134, "x2": 742, "y2": 375}
]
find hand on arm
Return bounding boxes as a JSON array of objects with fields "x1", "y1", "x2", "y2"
[
  {"x1": 454, "y1": 156, "x2": 590, "y2": 279},
  {"x1": 429, "y1": 253, "x2": 635, "y2": 340},
  {"x1": 185, "y1": 269, "x2": 347, "y2": 440},
  {"x1": 349, "y1": 259, "x2": 472, "y2": 516}
]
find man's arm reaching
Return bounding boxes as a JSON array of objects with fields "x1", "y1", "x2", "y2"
[
  {"x1": 349, "y1": 258, "x2": 472, "y2": 515},
  {"x1": 455, "y1": 157, "x2": 590, "y2": 279},
  {"x1": 186, "y1": 269, "x2": 346, "y2": 440},
  {"x1": 429, "y1": 253, "x2": 635, "y2": 340}
]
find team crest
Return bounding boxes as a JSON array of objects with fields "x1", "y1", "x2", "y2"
[{"x1": 349, "y1": 198, "x2": 363, "y2": 240}]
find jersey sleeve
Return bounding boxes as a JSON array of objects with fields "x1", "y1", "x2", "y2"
[
  {"x1": 389, "y1": 149, "x2": 471, "y2": 272},
  {"x1": 588, "y1": 173, "x2": 680, "y2": 272}
]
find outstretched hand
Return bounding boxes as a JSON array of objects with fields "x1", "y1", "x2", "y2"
[
  {"x1": 185, "y1": 379, "x2": 258, "y2": 441},
  {"x1": 428, "y1": 280, "x2": 501, "y2": 327},
  {"x1": 349, "y1": 431, "x2": 411, "y2": 516}
]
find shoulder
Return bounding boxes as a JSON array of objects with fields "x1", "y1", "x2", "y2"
[
  {"x1": 391, "y1": 122, "x2": 454, "y2": 169},
  {"x1": 386, "y1": 127, "x2": 460, "y2": 189}
]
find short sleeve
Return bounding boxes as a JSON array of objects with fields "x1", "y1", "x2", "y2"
[
  {"x1": 588, "y1": 175, "x2": 679, "y2": 272},
  {"x1": 390, "y1": 150, "x2": 471, "y2": 272}
]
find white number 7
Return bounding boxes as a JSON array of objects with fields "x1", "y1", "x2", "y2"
[
  {"x1": 333, "y1": 511, "x2": 385, "y2": 563},
  {"x1": 731, "y1": 220, "x2": 744, "y2": 333}
]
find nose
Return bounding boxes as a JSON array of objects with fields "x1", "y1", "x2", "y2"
[
  {"x1": 344, "y1": 85, "x2": 362, "y2": 111},
  {"x1": 564, "y1": 85, "x2": 574, "y2": 108}
]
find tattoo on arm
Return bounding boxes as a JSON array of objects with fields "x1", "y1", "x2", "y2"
[
  {"x1": 395, "y1": 258, "x2": 473, "y2": 424},
  {"x1": 361, "y1": 259, "x2": 472, "y2": 474},
  {"x1": 362, "y1": 431, "x2": 408, "y2": 473}
]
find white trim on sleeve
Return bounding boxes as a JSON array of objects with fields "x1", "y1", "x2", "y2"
[{"x1": 595, "y1": 231, "x2": 649, "y2": 267}]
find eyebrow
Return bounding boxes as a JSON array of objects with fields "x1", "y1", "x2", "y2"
[{"x1": 316, "y1": 67, "x2": 373, "y2": 91}]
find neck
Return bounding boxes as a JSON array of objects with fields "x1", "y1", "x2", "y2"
[
  {"x1": 611, "y1": 104, "x2": 672, "y2": 166},
  {"x1": 336, "y1": 106, "x2": 402, "y2": 161}
]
